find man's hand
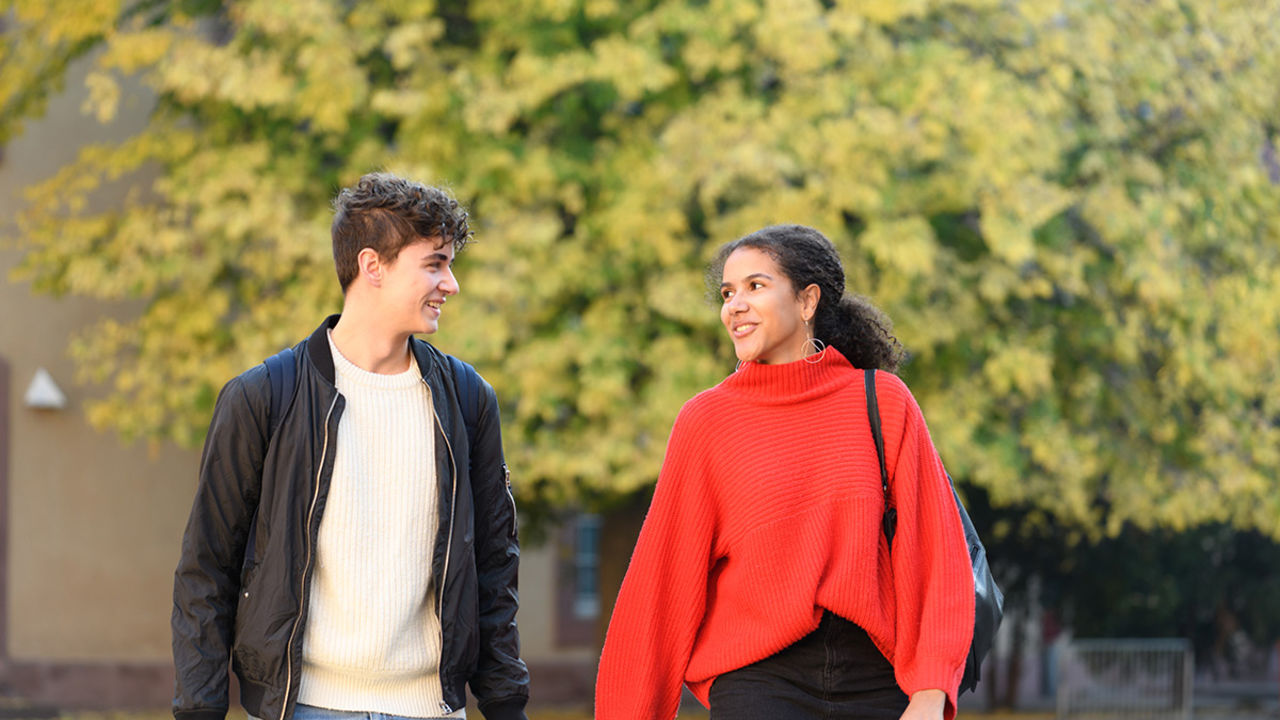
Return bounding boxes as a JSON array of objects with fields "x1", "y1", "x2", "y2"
[{"x1": 900, "y1": 689, "x2": 947, "y2": 720}]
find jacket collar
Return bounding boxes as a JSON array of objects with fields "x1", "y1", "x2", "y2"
[
  {"x1": 306, "y1": 314, "x2": 445, "y2": 386},
  {"x1": 306, "y1": 315, "x2": 340, "y2": 384}
]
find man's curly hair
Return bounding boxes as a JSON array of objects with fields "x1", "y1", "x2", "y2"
[{"x1": 331, "y1": 172, "x2": 472, "y2": 292}]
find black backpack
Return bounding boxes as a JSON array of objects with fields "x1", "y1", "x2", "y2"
[
  {"x1": 864, "y1": 369, "x2": 1003, "y2": 695},
  {"x1": 263, "y1": 347, "x2": 482, "y2": 440}
]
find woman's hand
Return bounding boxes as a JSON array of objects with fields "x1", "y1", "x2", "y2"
[{"x1": 899, "y1": 689, "x2": 947, "y2": 720}]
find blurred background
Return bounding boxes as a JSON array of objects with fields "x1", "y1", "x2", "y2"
[{"x1": 2, "y1": 0, "x2": 1279, "y2": 716}]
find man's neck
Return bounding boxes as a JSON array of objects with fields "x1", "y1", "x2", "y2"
[{"x1": 330, "y1": 308, "x2": 415, "y2": 375}]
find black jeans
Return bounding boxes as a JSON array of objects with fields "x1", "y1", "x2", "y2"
[{"x1": 709, "y1": 612, "x2": 909, "y2": 720}]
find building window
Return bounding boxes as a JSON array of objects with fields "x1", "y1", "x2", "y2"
[
  {"x1": 572, "y1": 514, "x2": 600, "y2": 619},
  {"x1": 556, "y1": 513, "x2": 601, "y2": 647}
]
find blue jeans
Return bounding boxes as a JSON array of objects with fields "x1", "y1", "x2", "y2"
[
  {"x1": 708, "y1": 611, "x2": 908, "y2": 719},
  {"x1": 251, "y1": 704, "x2": 463, "y2": 720}
]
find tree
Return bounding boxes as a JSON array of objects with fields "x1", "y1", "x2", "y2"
[
  {"x1": 966, "y1": 493, "x2": 1280, "y2": 706},
  {"x1": 3, "y1": 0, "x2": 1280, "y2": 541}
]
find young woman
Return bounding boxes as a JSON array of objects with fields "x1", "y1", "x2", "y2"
[{"x1": 595, "y1": 225, "x2": 974, "y2": 720}]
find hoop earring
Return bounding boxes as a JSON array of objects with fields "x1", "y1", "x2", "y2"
[{"x1": 803, "y1": 336, "x2": 826, "y2": 364}]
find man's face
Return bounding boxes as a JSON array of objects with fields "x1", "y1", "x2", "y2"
[{"x1": 379, "y1": 237, "x2": 459, "y2": 335}]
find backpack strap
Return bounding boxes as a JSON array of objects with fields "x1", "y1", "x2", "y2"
[
  {"x1": 263, "y1": 347, "x2": 297, "y2": 438},
  {"x1": 446, "y1": 354, "x2": 481, "y2": 444},
  {"x1": 248, "y1": 346, "x2": 295, "y2": 567},
  {"x1": 864, "y1": 369, "x2": 1003, "y2": 695},
  {"x1": 864, "y1": 368, "x2": 897, "y2": 546}
]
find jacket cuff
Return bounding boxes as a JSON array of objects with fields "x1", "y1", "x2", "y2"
[
  {"x1": 477, "y1": 696, "x2": 528, "y2": 720},
  {"x1": 174, "y1": 710, "x2": 227, "y2": 720}
]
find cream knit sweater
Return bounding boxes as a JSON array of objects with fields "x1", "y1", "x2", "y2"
[{"x1": 296, "y1": 333, "x2": 464, "y2": 718}]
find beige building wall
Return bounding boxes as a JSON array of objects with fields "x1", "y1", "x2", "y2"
[
  {"x1": 518, "y1": 535, "x2": 596, "y2": 666},
  {"x1": 0, "y1": 56, "x2": 193, "y2": 663},
  {"x1": 1, "y1": 55, "x2": 593, "y2": 709}
]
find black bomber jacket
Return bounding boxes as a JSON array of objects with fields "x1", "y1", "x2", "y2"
[{"x1": 171, "y1": 315, "x2": 529, "y2": 720}]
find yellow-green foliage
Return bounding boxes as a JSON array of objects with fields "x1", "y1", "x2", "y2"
[{"x1": 3, "y1": 0, "x2": 1279, "y2": 537}]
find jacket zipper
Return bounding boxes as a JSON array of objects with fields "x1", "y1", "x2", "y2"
[
  {"x1": 279, "y1": 393, "x2": 338, "y2": 720},
  {"x1": 428, "y1": 380, "x2": 459, "y2": 715},
  {"x1": 503, "y1": 464, "x2": 517, "y2": 538}
]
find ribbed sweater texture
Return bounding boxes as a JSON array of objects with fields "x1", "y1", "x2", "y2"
[
  {"x1": 596, "y1": 348, "x2": 974, "y2": 720},
  {"x1": 296, "y1": 333, "x2": 463, "y2": 718}
]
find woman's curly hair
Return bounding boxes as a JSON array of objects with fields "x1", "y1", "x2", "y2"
[
  {"x1": 709, "y1": 224, "x2": 905, "y2": 372},
  {"x1": 331, "y1": 172, "x2": 472, "y2": 292}
]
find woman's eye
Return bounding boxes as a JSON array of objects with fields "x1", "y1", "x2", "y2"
[
  {"x1": 750, "y1": 281, "x2": 764, "y2": 290},
  {"x1": 721, "y1": 290, "x2": 733, "y2": 301}
]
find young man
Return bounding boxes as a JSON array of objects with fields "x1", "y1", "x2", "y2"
[{"x1": 172, "y1": 173, "x2": 529, "y2": 720}]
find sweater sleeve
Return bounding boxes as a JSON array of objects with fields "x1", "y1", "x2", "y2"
[
  {"x1": 882, "y1": 374, "x2": 974, "y2": 720},
  {"x1": 595, "y1": 404, "x2": 716, "y2": 720}
]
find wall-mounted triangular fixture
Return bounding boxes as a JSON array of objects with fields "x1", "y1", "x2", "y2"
[{"x1": 24, "y1": 367, "x2": 67, "y2": 410}]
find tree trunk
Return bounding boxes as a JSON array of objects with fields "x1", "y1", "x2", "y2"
[
  {"x1": 986, "y1": 646, "x2": 1000, "y2": 709},
  {"x1": 595, "y1": 489, "x2": 651, "y2": 648},
  {"x1": 1001, "y1": 605, "x2": 1024, "y2": 709}
]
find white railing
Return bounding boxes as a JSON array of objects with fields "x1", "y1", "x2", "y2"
[{"x1": 1057, "y1": 639, "x2": 1194, "y2": 720}]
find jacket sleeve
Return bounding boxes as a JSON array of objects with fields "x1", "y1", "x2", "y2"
[
  {"x1": 881, "y1": 373, "x2": 973, "y2": 720},
  {"x1": 467, "y1": 378, "x2": 530, "y2": 720},
  {"x1": 171, "y1": 369, "x2": 270, "y2": 720},
  {"x1": 595, "y1": 405, "x2": 716, "y2": 720}
]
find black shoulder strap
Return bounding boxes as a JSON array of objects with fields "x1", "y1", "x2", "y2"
[
  {"x1": 263, "y1": 347, "x2": 297, "y2": 437},
  {"x1": 864, "y1": 369, "x2": 888, "y2": 495},
  {"x1": 446, "y1": 354, "x2": 481, "y2": 444},
  {"x1": 865, "y1": 368, "x2": 897, "y2": 545}
]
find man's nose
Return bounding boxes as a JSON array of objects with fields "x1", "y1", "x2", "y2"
[{"x1": 441, "y1": 267, "x2": 460, "y2": 295}]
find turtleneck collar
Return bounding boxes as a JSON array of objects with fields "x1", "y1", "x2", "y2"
[{"x1": 718, "y1": 346, "x2": 859, "y2": 405}]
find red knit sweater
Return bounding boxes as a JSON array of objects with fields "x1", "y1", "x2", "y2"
[{"x1": 595, "y1": 348, "x2": 974, "y2": 720}]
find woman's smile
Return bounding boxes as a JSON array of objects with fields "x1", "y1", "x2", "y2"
[{"x1": 720, "y1": 247, "x2": 817, "y2": 364}]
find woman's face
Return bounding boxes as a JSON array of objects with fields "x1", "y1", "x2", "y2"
[{"x1": 719, "y1": 247, "x2": 819, "y2": 365}]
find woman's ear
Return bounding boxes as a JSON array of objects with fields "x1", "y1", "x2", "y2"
[{"x1": 801, "y1": 283, "x2": 822, "y2": 324}]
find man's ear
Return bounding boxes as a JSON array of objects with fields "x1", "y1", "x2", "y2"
[{"x1": 357, "y1": 247, "x2": 383, "y2": 288}]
